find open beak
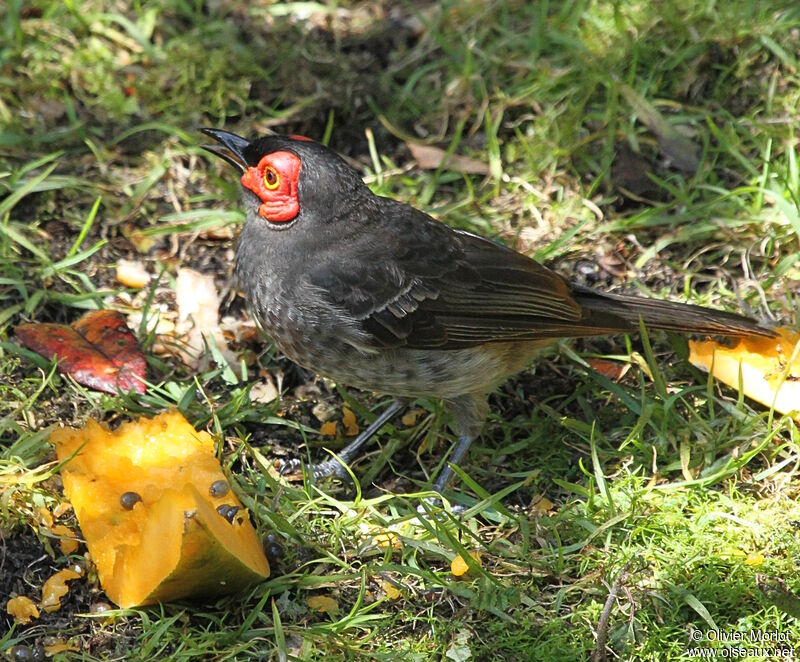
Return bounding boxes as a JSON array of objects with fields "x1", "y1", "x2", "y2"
[{"x1": 199, "y1": 128, "x2": 251, "y2": 173}]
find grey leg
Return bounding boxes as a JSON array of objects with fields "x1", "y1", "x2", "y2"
[
  {"x1": 433, "y1": 433, "x2": 475, "y2": 493},
  {"x1": 432, "y1": 393, "x2": 488, "y2": 494},
  {"x1": 285, "y1": 399, "x2": 407, "y2": 481}
]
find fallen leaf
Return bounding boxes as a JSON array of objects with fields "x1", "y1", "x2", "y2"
[
  {"x1": 619, "y1": 84, "x2": 701, "y2": 173},
  {"x1": 175, "y1": 268, "x2": 239, "y2": 372},
  {"x1": 401, "y1": 408, "x2": 426, "y2": 426},
  {"x1": 250, "y1": 375, "x2": 279, "y2": 404},
  {"x1": 407, "y1": 143, "x2": 490, "y2": 175},
  {"x1": 445, "y1": 629, "x2": 473, "y2": 662},
  {"x1": 200, "y1": 225, "x2": 236, "y2": 240},
  {"x1": 341, "y1": 407, "x2": 359, "y2": 436},
  {"x1": 15, "y1": 310, "x2": 146, "y2": 394},
  {"x1": 44, "y1": 643, "x2": 80, "y2": 656},
  {"x1": 320, "y1": 421, "x2": 338, "y2": 437},
  {"x1": 123, "y1": 224, "x2": 157, "y2": 253},
  {"x1": 587, "y1": 358, "x2": 628, "y2": 381},
  {"x1": 307, "y1": 595, "x2": 339, "y2": 614},
  {"x1": 372, "y1": 531, "x2": 401, "y2": 549},
  {"x1": 612, "y1": 144, "x2": 655, "y2": 195},
  {"x1": 37, "y1": 506, "x2": 54, "y2": 529},
  {"x1": 381, "y1": 580, "x2": 401, "y2": 600}
]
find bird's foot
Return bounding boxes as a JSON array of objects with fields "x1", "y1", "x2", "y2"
[
  {"x1": 276, "y1": 456, "x2": 352, "y2": 483},
  {"x1": 416, "y1": 495, "x2": 467, "y2": 517}
]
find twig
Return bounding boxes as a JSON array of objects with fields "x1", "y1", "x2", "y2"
[{"x1": 593, "y1": 559, "x2": 635, "y2": 662}]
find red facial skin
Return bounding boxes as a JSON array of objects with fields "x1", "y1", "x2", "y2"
[{"x1": 240, "y1": 151, "x2": 302, "y2": 222}]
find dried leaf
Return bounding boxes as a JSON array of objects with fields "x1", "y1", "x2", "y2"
[
  {"x1": 381, "y1": 580, "x2": 401, "y2": 600},
  {"x1": 619, "y1": 84, "x2": 701, "y2": 173},
  {"x1": 372, "y1": 532, "x2": 401, "y2": 549},
  {"x1": 611, "y1": 144, "x2": 655, "y2": 195},
  {"x1": 320, "y1": 421, "x2": 338, "y2": 437},
  {"x1": 53, "y1": 502, "x2": 73, "y2": 519},
  {"x1": 15, "y1": 310, "x2": 146, "y2": 394},
  {"x1": 445, "y1": 629, "x2": 473, "y2": 662},
  {"x1": 587, "y1": 358, "x2": 628, "y2": 381},
  {"x1": 175, "y1": 268, "x2": 239, "y2": 372},
  {"x1": 407, "y1": 143, "x2": 490, "y2": 175},
  {"x1": 307, "y1": 595, "x2": 339, "y2": 614},
  {"x1": 250, "y1": 375, "x2": 279, "y2": 404},
  {"x1": 341, "y1": 407, "x2": 359, "y2": 436},
  {"x1": 401, "y1": 408, "x2": 426, "y2": 427}
]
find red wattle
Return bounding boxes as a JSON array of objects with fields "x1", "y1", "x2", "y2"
[
  {"x1": 241, "y1": 152, "x2": 301, "y2": 223},
  {"x1": 258, "y1": 199, "x2": 299, "y2": 222}
]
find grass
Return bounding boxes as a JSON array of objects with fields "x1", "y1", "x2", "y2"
[{"x1": 1, "y1": 0, "x2": 800, "y2": 659}]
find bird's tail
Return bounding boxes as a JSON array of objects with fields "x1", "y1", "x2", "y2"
[{"x1": 573, "y1": 286, "x2": 775, "y2": 338}]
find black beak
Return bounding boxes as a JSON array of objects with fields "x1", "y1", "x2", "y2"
[{"x1": 199, "y1": 128, "x2": 251, "y2": 173}]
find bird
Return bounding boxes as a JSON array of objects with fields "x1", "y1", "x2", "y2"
[{"x1": 200, "y1": 128, "x2": 774, "y2": 495}]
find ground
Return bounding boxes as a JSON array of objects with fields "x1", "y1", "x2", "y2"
[{"x1": 1, "y1": 1, "x2": 800, "y2": 660}]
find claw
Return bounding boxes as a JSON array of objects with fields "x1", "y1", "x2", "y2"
[
  {"x1": 275, "y1": 458, "x2": 303, "y2": 478},
  {"x1": 275, "y1": 456, "x2": 354, "y2": 484}
]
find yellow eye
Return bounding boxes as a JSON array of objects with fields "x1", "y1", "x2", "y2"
[{"x1": 263, "y1": 166, "x2": 280, "y2": 190}]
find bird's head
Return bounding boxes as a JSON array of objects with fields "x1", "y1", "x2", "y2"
[{"x1": 200, "y1": 129, "x2": 368, "y2": 230}]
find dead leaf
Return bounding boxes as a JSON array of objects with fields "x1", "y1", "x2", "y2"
[
  {"x1": 200, "y1": 225, "x2": 236, "y2": 240},
  {"x1": 407, "y1": 143, "x2": 490, "y2": 175},
  {"x1": 307, "y1": 595, "x2": 339, "y2": 614},
  {"x1": 175, "y1": 268, "x2": 239, "y2": 372},
  {"x1": 250, "y1": 375, "x2": 279, "y2": 404},
  {"x1": 587, "y1": 358, "x2": 628, "y2": 382},
  {"x1": 320, "y1": 421, "x2": 338, "y2": 437},
  {"x1": 15, "y1": 310, "x2": 146, "y2": 394},
  {"x1": 619, "y1": 84, "x2": 701, "y2": 173},
  {"x1": 381, "y1": 580, "x2": 401, "y2": 600},
  {"x1": 122, "y1": 224, "x2": 157, "y2": 253},
  {"x1": 401, "y1": 408, "x2": 426, "y2": 427},
  {"x1": 341, "y1": 407, "x2": 359, "y2": 436}
]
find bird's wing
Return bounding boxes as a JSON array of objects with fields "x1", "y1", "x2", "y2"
[{"x1": 307, "y1": 201, "x2": 630, "y2": 350}]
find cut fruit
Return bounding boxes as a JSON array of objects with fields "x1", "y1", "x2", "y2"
[
  {"x1": 689, "y1": 327, "x2": 800, "y2": 420},
  {"x1": 50, "y1": 411, "x2": 269, "y2": 607}
]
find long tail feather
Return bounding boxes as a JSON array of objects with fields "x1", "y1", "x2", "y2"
[{"x1": 574, "y1": 287, "x2": 775, "y2": 338}]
